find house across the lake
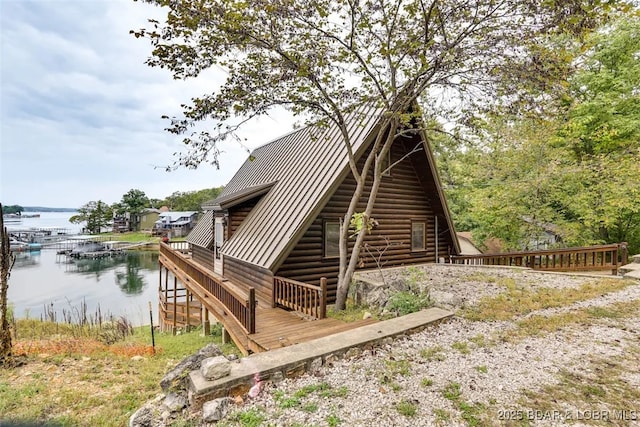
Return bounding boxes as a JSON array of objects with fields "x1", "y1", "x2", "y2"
[
  {"x1": 154, "y1": 211, "x2": 198, "y2": 237},
  {"x1": 158, "y1": 103, "x2": 461, "y2": 354}
]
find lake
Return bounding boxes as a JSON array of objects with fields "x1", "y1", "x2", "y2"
[{"x1": 6, "y1": 212, "x2": 160, "y2": 326}]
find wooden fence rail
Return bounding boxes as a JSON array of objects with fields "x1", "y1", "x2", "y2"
[
  {"x1": 273, "y1": 276, "x2": 327, "y2": 319},
  {"x1": 450, "y1": 243, "x2": 628, "y2": 275},
  {"x1": 160, "y1": 242, "x2": 256, "y2": 334}
]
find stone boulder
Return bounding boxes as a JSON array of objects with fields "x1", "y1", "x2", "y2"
[
  {"x1": 160, "y1": 343, "x2": 222, "y2": 391},
  {"x1": 200, "y1": 356, "x2": 232, "y2": 381},
  {"x1": 202, "y1": 397, "x2": 234, "y2": 422}
]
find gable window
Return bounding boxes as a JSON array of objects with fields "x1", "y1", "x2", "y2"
[
  {"x1": 324, "y1": 220, "x2": 340, "y2": 258},
  {"x1": 411, "y1": 221, "x2": 426, "y2": 252}
]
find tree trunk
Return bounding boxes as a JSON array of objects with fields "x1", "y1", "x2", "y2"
[{"x1": 0, "y1": 204, "x2": 16, "y2": 365}]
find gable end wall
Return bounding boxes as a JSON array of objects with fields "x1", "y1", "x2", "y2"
[{"x1": 276, "y1": 137, "x2": 454, "y2": 302}]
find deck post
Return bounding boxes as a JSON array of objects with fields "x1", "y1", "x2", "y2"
[
  {"x1": 173, "y1": 275, "x2": 178, "y2": 335},
  {"x1": 222, "y1": 327, "x2": 230, "y2": 344},
  {"x1": 320, "y1": 277, "x2": 327, "y2": 319},
  {"x1": 248, "y1": 288, "x2": 256, "y2": 334},
  {"x1": 203, "y1": 307, "x2": 210, "y2": 336},
  {"x1": 185, "y1": 289, "x2": 191, "y2": 332}
]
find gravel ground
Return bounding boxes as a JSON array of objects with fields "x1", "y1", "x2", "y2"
[{"x1": 222, "y1": 265, "x2": 640, "y2": 427}]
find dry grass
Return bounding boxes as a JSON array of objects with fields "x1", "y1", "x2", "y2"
[
  {"x1": 461, "y1": 278, "x2": 631, "y2": 321},
  {"x1": 0, "y1": 325, "x2": 228, "y2": 426}
]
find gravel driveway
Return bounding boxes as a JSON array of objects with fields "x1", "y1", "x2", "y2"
[{"x1": 220, "y1": 265, "x2": 640, "y2": 427}]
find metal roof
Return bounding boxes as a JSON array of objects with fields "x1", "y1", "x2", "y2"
[
  {"x1": 219, "y1": 104, "x2": 382, "y2": 270},
  {"x1": 215, "y1": 102, "x2": 460, "y2": 270},
  {"x1": 186, "y1": 210, "x2": 213, "y2": 248}
]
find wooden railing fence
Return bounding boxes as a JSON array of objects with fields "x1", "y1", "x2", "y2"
[
  {"x1": 160, "y1": 243, "x2": 256, "y2": 334},
  {"x1": 273, "y1": 276, "x2": 327, "y2": 319},
  {"x1": 450, "y1": 243, "x2": 628, "y2": 275}
]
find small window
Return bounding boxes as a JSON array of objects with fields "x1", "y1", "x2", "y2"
[
  {"x1": 411, "y1": 222, "x2": 426, "y2": 252},
  {"x1": 324, "y1": 220, "x2": 340, "y2": 258}
]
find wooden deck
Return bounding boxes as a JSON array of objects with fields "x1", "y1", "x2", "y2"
[{"x1": 158, "y1": 244, "x2": 376, "y2": 355}]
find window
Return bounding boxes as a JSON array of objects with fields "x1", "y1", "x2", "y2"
[
  {"x1": 324, "y1": 220, "x2": 340, "y2": 258},
  {"x1": 411, "y1": 222, "x2": 426, "y2": 252}
]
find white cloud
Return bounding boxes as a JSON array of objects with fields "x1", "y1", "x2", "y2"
[{"x1": 0, "y1": 0, "x2": 294, "y2": 208}]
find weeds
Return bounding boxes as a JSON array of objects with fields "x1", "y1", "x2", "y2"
[
  {"x1": 420, "y1": 345, "x2": 446, "y2": 361},
  {"x1": 442, "y1": 382, "x2": 486, "y2": 426},
  {"x1": 451, "y1": 341, "x2": 470, "y2": 354},
  {"x1": 462, "y1": 279, "x2": 631, "y2": 321},
  {"x1": 396, "y1": 399, "x2": 418, "y2": 417},
  {"x1": 387, "y1": 290, "x2": 432, "y2": 316}
]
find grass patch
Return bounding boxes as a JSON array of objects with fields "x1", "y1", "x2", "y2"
[
  {"x1": 420, "y1": 345, "x2": 446, "y2": 361},
  {"x1": 387, "y1": 290, "x2": 432, "y2": 316},
  {"x1": 100, "y1": 231, "x2": 159, "y2": 243},
  {"x1": 442, "y1": 382, "x2": 486, "y2": 426},
  {"x1": 396, "y1": 399, "x2": 418, "y2": 417},
  {"x1": 0, "y1": 324, "x2": 221, "y2": 426},
  {"x1": 326, "y1": 413, "x2": 342, "y2": 427},
  {"x1": 463, "y1": 272, "x2": 498, "y2": 283},
  {"x1": 519, "y1": 347, "x2": 640, "y2": 425},
  {"x1": 274, "y1": 382, "x2": 345, "y2": 410},
  {"x1": 505, "y1": 299, "x2": 640, "y2": 341},
  {"x1": 421, "y1": 378, "x2": 434, "y2": 387},
  {"x1": 462, "y1": 279, "x2": 631, "y2": 321},
  {"x1": 475, "y1": 365, "x2": 488, "y2": 374},
  {"x1": 221, "y1": 407, "x2": 266, "y2": 427},
  {"x1": 327, "y1": 300, "x2": 378, "y2": 322},
  {"x1": 451, "y1": 341, "x2": 470, "y2": 354}
]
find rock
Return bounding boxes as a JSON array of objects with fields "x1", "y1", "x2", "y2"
[
  {"x1": 131, "y1": 355, "x2": 145, "y2": 362},
  {"x1": 129, "y1": 404, "x2": 155, "y2": 427},
  {"x1": 160, "y1": 344, "x2": 222, "y2": 391},
  {"x1": 227, "y1": 353, "x2": 239, "y2": 361},
  {"x1": 308, "y1": 357, "x2": 322, "y2": 373},
  {"x1": 202, "y1": 397, "x2": 233, "y2": 422},
  {"x1": 200, "y1": 356, "x2": 232, "y2": 380},
  {"x1": 271, "y1": 370, "x2": 285, "y2": 384},
  {"x1": 345, "y1": 347, "x2": 360, "y2": 359},
  {"x1": 363, "y1": 311, "x2": 373, "y2": 320},
  {"x1": 430, "y1": 290, "x2": 462, "y2": 308},
  {"x1": 163, "y1": 392, "x2": 188, "y2": 412}
]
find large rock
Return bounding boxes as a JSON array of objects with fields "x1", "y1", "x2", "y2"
[
  {"x1": 163, "y1": 392, "x2": 188, "y2": 413},
  {"x1": 200, "y1": 356, "x2": 232, "y2": 380},
  {"x1": 160, "y1": 343, "x2": 222, "y2": 391},
  {"x1": 129, "y1": 404, "x2": 157, "y2": 427},
  {"x1": 202, "y1": 397, "x2": 234, "y2": 422}
]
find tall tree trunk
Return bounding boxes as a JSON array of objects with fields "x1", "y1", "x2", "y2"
[{"x1": 0, "y1": 204, "x2": 16, "y2": 365}]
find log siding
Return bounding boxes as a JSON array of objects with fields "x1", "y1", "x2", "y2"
[{"x1": 276, "y1": 138, "x2": 455, "y2": 301}]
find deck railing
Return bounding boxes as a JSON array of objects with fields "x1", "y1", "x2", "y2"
[
  {"x1": 168, "y1": 241, "x2": 191, "y2": 253},
  {"x1": 450, "y1": 243, "x2": 628, "y2": 275},
  {"x1": 158, "y1": 286, "x2": 202, "y2": 331},
  {"x1": 273, "y1": 276, "x2": 327, "y2": 319},
  {"x1": 160, "y1": 243, "x2": 256, "y2": 334}
]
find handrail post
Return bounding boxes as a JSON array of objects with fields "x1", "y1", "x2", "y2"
[
  {"x1": 248, "y1": 288, "x2": 256, "y2": 334},
  {"x1": 271, "y1": 278, "x2": 277, "y2": 308},
  {"x1": 320, "y1": 277, "x2": 327, "y2": 319}
]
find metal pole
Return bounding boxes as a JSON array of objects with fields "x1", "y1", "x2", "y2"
[{"x1": 148, "y1": 301, "x2": 155, "y2": 354}]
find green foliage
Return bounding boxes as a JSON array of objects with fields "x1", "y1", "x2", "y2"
[
  {"x1": 69, "y1": 200, "x2": 112, "y2": 234},
  {"x1": 396, "y1": 399, "x2": 418, "y2": 417},
  {"x1": 437, "y1": 14, "x2": 640, "y2": 255},
  {"x1": 387, "y1": 289, "x2": 432, "y2": 316},
  {"x1": 2, "y1": 205, "x2": 23, "y2": 215},
  {"x1": 161, "y1": 187, "x2": 223, "y2": 212}
]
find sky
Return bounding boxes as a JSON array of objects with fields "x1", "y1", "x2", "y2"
[{"x1": 0, "y1": 0, "x2": 294, "y2": 209}]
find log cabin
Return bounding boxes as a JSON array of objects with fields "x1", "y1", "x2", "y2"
[{"x1": 158, "y1": 103, "x2": 461, "y2": 354}]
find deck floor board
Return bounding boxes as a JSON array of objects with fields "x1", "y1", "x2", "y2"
[{"x1": 159, "y1": 249, "x2": 378, "y2": 354}]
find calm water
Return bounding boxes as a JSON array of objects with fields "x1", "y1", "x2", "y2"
[{"x1": 6, "y1": 212, "x2": 160, "y2": 325}]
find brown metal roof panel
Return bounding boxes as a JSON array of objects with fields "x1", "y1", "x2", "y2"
[
  {"x1": 222, "y1": 105, "x2": 384, "y2": 269},
  {"x1": 186, "y1": 210, "x2": 214, "y2": 248}
]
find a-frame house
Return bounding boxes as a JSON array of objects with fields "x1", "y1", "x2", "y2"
[{"x1": 159, "y1": 104, "x2": 460, "y2": 354}]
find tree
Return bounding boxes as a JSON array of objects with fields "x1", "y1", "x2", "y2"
[
  {"x1": 2, "y1": 205, "x2": 23, "y2": 215},
  {"x1": 0, "y1": 204, "x2": 16, "y2": 365},
  {"x1": 135, "y1": 0, "x2": 622, "y2": 309},
  {"x1": 118, "y1": 189, "x2": 150, "y2": 232},
  {"x1": 70, "y1": 200, "x2": 112, "y2": 234},
  {"x1": 162, "y1": 187, "x2": 223, "y2": 211}
]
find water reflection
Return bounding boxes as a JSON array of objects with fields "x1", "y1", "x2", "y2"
[
  {"x1": 59, "y1": 251, "x2": 159, "y2": 295},
  {"x1": 12, "y1": 251, "x2": 41, "y2": 269}
]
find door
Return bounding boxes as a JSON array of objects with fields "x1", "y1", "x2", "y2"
[{"x1": 214, "y1": 217, "x2": 224, "y2": 275}]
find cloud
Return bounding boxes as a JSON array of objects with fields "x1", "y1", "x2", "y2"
[{"x1": 0, "y1": 0, "x2": 294, "y2": 208}]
